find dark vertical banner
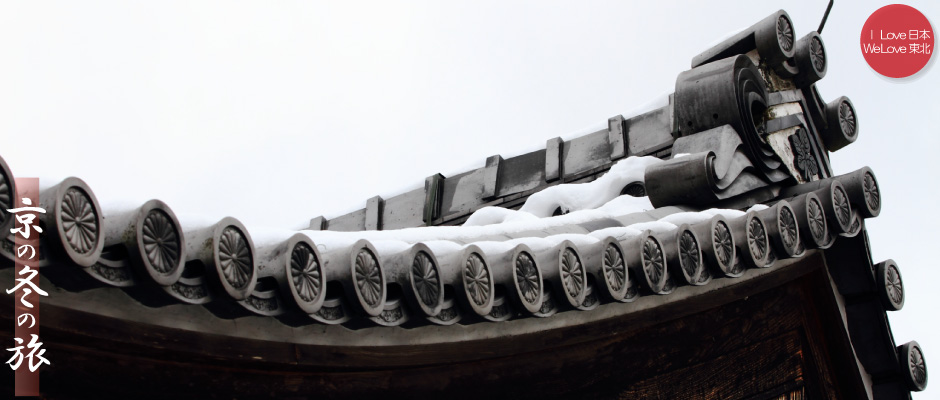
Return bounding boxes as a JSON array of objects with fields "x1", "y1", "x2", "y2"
[{"x1": 7, "y1": 178, "x2": 46, "y2": 397}]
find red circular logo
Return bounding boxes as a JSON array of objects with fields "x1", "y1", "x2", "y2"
[{"x1": 860, "y1": 4, "x2": 934, "y2": 78}]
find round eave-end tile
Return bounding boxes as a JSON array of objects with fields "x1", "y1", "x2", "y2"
[
  {"x1": 212, "y1": 219, "x2": 256, "y2": 300},
  {"x1": 287, "y1": 236, "x2": 326, "y2": 314},
  {"x1": 351, "y1": 244, "x2": 385, "y2": 317},
  {"x1": 137, "y1": 200, "x2": 185, "y2": 286},
  {"x1": 602, "y1": 240, "x2": 631, "y2": 299},
  {"x1": 513, "y1": 249, "x2": 542, "y2": 314},
  {"x1": 899, "y1": 341, "x2": 928, "y2": 392},
  {"x1": 641, "y1": 235, "x2": 668, "y2": 294},
  {"x1": 876, "y1": 259, "x2": 904, "y2": 311},
  {"x1": 463, "y1": 250, "x2": 494, "y2": 316},
  {"x1": 712, "y1": 219, "x2": 738, "y2": 277},
  {"x1": 55, "y1": 178, "x2": 105, "y2": 267},
  {"x1": 559, "y1": 246, "x2": 586, "y2": 307},
  {"x1": 410, "y1": 247, "x2": 444, "y2": 317}
]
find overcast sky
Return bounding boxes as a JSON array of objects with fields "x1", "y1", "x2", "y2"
[{"x1": 1, "y1": 1, "x2": 937, "y2": 396}]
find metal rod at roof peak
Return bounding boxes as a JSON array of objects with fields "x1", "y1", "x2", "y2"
[{"x1": 818, "y1": 0, "x2": 835, "y2": 34}]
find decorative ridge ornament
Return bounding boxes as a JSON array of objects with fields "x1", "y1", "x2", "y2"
[{"x1": 789, "y1": 128, "x2": 819, "y2": 181}]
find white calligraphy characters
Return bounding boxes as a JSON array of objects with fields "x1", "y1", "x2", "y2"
[
  {"x1": 8, "y1": 197, "x2": 44, "y2": 239},
  {"x1": 6, "y1": 335, "x2": 48, "y2": 372},
  {"x1": 5, "y1": 197, "x2": 51, "y2": 372}
]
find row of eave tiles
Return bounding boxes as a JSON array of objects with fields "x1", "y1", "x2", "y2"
[{"x1": 0, "y1": 158, "x2": 889, "y2": 329}]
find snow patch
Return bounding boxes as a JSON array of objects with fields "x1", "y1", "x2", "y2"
[
  {"x1": 659, "y1": 212, "x2": 713, "y2": 226},
  {"x1": 589, "y1": 226, "x2": 645, "y2": 242},
  {"x1": 628, "y1": 221, "x2": 678, "y2": 233},
  {"x1": 700, "y1": 208, "x2": 746, "y2": 219},
  {"x1": 464, "y1": 206, "x2": 541, "y2": 226},
  {"x1": 518, "y1": 156, "x2": 663, "y2": 217},
  {"x1": 746, "y1": 204, "x2": 769, "y2": 212},
  {"x1": 291, "y1": 155, "x2": 758, "y2": 255}
]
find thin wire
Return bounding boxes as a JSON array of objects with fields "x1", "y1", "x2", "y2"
[{"x1": 817, "y1": 0, "x2": 835, "y2": 34}]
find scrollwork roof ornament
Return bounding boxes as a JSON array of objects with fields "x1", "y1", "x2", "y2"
[
  {"x1": 646, "y1": 126, "x2": 774, "y2": 208},
  {"x1": 691, "y1": 10, "x2": 796, "y2": 73},
  {"x1": 674, "y1": 55, "x2": 790, "y2": 184}
]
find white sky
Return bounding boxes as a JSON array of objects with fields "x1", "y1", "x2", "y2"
[{"x1": 1, "y1": 1, "x2": 937, "y2": 396}]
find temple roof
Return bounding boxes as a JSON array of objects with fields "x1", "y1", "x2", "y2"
[{"x1": 0, "y1": 7, "x2": 929, "y2": 399}]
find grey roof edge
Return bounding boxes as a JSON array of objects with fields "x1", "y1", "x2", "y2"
[{"x1": 0, "y1": 8, "x2": 923, "y2": 396}]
